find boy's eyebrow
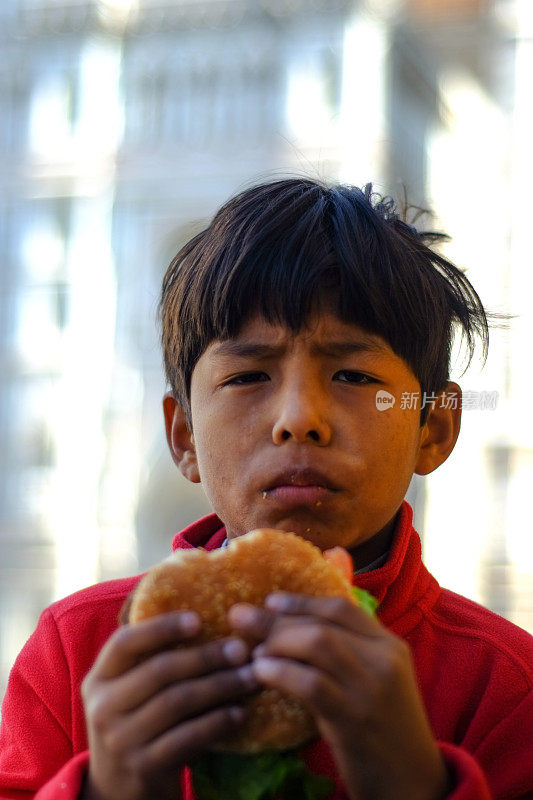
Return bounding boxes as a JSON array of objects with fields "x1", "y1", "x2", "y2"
[{"x1": 211, "y1": 338, "x2": 391, "y2": 359}]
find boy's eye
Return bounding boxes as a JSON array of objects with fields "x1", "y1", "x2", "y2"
[
  {"x1": 226, "y1": 372, "x2": 269, "y2": 385},
  {"x1": 334, "y1": 370, "x2": 376, "y2": 384}
]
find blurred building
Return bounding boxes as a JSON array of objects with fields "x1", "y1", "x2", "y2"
[{"x1": 0, "y1": 0, "x2": 529, "y2": 705}]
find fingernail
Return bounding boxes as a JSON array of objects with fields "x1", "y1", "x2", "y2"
[
  {"x1": 230, "y1": 604, "x2": 259, "y2": 625},
  {"x1": 229, "y1": 706, "x2": 246, "y2": 723},
  {"x1": 253, "y1": 657, "x2": 280, "y2": 678},
  {"x1": 222, "y1": 638, "x2": 248, "y2": 665},
  {"x1": 237, "y1": 664, "x2": 259, "y2": 688},
  {"x1": 265, "y1": 593, "x2": 291, "y2": 610},
  {"x1": 178, "y1": 611, "x2": 200, "y2": 632}
]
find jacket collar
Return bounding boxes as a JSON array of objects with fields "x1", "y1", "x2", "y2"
[{"x1": 171, "y1": 500, "x2": 440, "y2": 636}]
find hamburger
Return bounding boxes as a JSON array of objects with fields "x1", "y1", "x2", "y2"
[{"x1": 125, "y1": 529, "x2": 377, "y2": 799}]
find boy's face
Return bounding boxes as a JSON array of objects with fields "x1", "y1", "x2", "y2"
[{"x1": 174, "y1": 311, "x2": 452, "y2": 553}]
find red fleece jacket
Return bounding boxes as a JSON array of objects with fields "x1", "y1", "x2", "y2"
[{"x1": 1, "y1": 502, "x2": 532, "y2": 800}]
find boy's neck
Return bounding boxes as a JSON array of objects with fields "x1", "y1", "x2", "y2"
[{"x1": 348, "y1": 512, "x2": 398, "y2": 572}]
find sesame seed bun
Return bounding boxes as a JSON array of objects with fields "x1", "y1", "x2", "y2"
[{"x1": 128, "y1": 528, "x2": 356, "y2": 753}]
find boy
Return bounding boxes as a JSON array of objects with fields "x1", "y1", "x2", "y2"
[{"x1": 1, "y1": 178, "x2": 532, "y2": 800}]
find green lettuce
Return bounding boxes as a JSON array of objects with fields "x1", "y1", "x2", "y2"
[
  {"x1": 190, "y1": 750, "x2": 334, "y2": 800},
  {"x1": 351, "y1": 585, "x2": 379, "y2": 616}
]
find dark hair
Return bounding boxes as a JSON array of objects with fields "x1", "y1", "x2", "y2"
[{"x1": 160, "y1": 178, "x2": 488, "y2": 423}]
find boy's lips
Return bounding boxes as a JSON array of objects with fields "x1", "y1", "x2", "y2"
[
  {"x1": 264, "y1": 485, "x2": 333, "y2": 505},
  {"x1": 262, "y1": 467, "x2": 339, "y2": 505}
]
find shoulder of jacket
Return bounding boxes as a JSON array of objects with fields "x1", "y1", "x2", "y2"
[
  {"x1": 45, "y1": 574, "x2": 145, "y2": 626},
  {"x1": 427, "y1": 587, "x2": 533, "y2": 686}
]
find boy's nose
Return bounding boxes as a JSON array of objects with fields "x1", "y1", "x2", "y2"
[{"x1": 271, "y1": 382, "x2": 332, "y2": 446}]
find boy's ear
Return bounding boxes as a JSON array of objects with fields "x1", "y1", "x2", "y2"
[
  {"x1": 162, "y1": 393, "x2": 201, "y2": 484},
  {"x1": 414, "y1": 382, "x2": 462, "y2": 476}
]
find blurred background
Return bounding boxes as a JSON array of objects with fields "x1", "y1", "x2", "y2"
[{"x1": 1, "y1": 0, "x2": 532, "y2": 705}]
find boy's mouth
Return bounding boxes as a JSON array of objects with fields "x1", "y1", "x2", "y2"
[
  {"x1": 262, "y1": 468, "x2": 338, "y2": 505},
  {"x1": 264, "y1": 485, "x2": 333, "y2": 505}
]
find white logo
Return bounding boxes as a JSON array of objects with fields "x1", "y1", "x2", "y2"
[{"x1": 375, "y1": 390, "x2": 395, "y2": 410}]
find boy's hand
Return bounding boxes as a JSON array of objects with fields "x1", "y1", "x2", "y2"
[
  {"x1": 229, "y1": 595, "x2": 450, "y2": 800},
  {"x1": 80, "y1": 612, "x2": 258, "y2": 800}
]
